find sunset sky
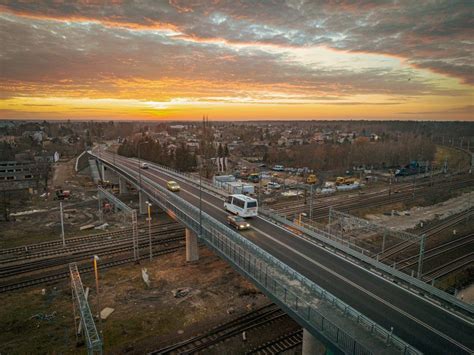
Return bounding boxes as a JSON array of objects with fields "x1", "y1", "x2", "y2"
[{"x1": 0, "y1": 1, "x2": 473, "y2": 121}]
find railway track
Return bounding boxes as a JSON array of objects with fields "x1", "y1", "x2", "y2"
[
  {"x1": 0, "y1": 221, "x2": 179, "y2": 258},
  {"x1": 270, "y1": 176, "x2": 473, "y2": 219},
  {"x1": 0, "y1": 243, "x2": 184, "y2": 293},
  {"x1": 0, "y1": 230, "x2": 184, "y2": 279},
  {"x1": 0, "y1": 224, "x2": 183, "y2": 264},
  {"x1": 397, "y1": 234, "x2": 473, "y2": 272},
  {"x1": 378, "y1": 209, "x2": 472, "y2": 262},
  {"x1": 423, "y1": 253, "x2": 474, "y2": 282},
  {"x1": 246, "y1": 329, "x2": 303, "y2": 354},
  {"x1": 152, "y1": 303, "x2": 289, "y2": 354}
]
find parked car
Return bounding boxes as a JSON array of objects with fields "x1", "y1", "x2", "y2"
[
  {"x1": 272, "y1": 165, "x2": 285, "y2": 171},
  {"x1": 140, "y1": 163, "x2": 149, "y2": 169},
  {"x1": 267, "y1": 181, "x2": 281, "y2": 189},
  {"x1": 227, "y1": 215, "x2": 251, "y2": 230},
  {"x1": 166, "y1": 180, "x2": 180, "y2": 192}
]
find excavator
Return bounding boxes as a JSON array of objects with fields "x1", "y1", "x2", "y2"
[
  {"x1": 335, "y1": 176, "x2": 358, "y2": 186},
  {"x1": 306, "y1": 174, "x2": 318, "y2": 184}
]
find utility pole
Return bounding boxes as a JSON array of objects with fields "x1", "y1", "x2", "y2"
[
  {"x1": 388, "y1": 175, "x2": 392, "y2": 201},
  {"x1": 93, "y1": 255, "x2": 102, "y2": 337},
  {"x1": 199, "y1": 157, "x2": 203, "y2": 236},
  {"x1": 60, "y1": 202, "x2": 66, "y2": 247},
  {"x1": 309, "y1": 184, "x2": 314, "y2": 220},
  {"x1": 137, "y1": 141, "x2": 149, "y2": 191},
  {"x1": 146, "y1": 201, "x2": 152, "y2": 261}
]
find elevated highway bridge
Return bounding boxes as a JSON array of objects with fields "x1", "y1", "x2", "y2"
[{"x1": 86, "y1": 150, "x2": 473, "y2": 354}]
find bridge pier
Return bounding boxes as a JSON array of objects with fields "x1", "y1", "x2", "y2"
[
  {"x1": 98, "y1": 161, "x2": 105, "y2": 181},
  {"x1": 139, "y1": 191, "x2": 147, "y2": 215},
  {"x1": 302, "y1": 329, "x2": 324, "y2": 355},
  {"x1": 119, "y1": 177, "x2": 128, "y2": 195},
  {"x1": 103, "y1": 166, "x2": 119, "y2": 185},
  {"x1": 185, "y1": 228, "x2": 199, "y2": 262}
]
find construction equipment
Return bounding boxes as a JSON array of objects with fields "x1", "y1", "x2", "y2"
[
  {"x1": 102, "y1": 202, "x2": 112, "y2": 213},
  {"x1": 306, "y1": 174, "x2": 318, "y2": 185},
  {"x1": 54, "y1": 189, "x2": 71, "y2": 200},
  {"x1": 335, "y1": 177, "x2": 358, "y2": 186}
]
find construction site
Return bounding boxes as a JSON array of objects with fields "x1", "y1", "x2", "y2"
[{"x1": 0, "y1": 141, "x2": 472, "y2": 354}]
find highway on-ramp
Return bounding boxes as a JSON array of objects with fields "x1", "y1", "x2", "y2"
[{"x1": 101, "y1": 152, "x2": 474, "y2": 354}]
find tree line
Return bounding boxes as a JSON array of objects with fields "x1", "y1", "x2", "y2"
[
  {"x1": 117, "y1": 138, "x2": 197, "y2": 172},
  {"x1": 264, "y1": 133, "x2": 437, "y2": 172}
]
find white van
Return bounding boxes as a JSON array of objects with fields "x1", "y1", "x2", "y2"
[{"x1": 224, "y1": 194, "x2": 258, "y2": 217}]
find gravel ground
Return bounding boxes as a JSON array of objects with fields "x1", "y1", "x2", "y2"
[{"x1": 366, "y1": 191, "x2": 474, "y2": 231}]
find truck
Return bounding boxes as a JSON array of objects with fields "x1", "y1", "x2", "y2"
[
  {"x1": 248, "y1": 173, "x2": 260, "y2": 183},
  {"x1": 395, "y1": 160, "x2": 430, "y2": 177}
]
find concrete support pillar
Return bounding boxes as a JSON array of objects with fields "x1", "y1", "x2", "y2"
[
  {"x1": 302, "y1": 329, "x2": 324, "y2": 355},
  {"x1": 185, "y1": 228, "x2": 199, "y2": 262},
  {"x1": 139, "y1": 190, "x2": 147, "y2": 215},
  {"x1": 104, "y1": 167, "x2": 119, "y2": 184},
  {"x1": 119, "y1": 177, "x2": 128, "y2": 195},
  {"x1": 99, "y1": 162, "x2": 105, "y2": 181}
]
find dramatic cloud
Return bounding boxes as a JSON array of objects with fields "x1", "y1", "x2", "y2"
[{"x1": 0, "y1": 1, "x2": 472, "y2": 120}]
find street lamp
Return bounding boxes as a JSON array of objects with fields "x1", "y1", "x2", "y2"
[
  {"x1": 145, "y1": 201, "x2": 153, "y2": 261},
  {"x1": 199, "y1": 159, "x2": 203, "y2": 236},
  {"x1": 296, "y1": 212, "x2": 307, "y2": 226},
  {"x1": 137, "y1": 141, "x2": 149, "y2": 191},
  {"x1": 60, "y1": 201, "x2": 66, "y2": 247},
  {"x1": 93, "y1": 255, "x2": 102, "y2": 336}
]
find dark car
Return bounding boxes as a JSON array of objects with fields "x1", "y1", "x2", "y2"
[{"x1": 227, "y1": 215, "x2": 250, "y2": 230}]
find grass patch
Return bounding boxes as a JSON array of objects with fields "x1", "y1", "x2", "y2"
[{"x1": 434, "y1": 145, "x2": 470, "y2": 171}]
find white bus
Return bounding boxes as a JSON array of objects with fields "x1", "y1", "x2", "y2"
[{"x1": 224, "y1": 194, "x2": 258, "y2": 218}]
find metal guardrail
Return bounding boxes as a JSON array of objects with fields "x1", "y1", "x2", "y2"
[
  {"x1": 92, "y1": 153, "x2": 421, "y2": 355},
  {"x1": 259, "y1": 208, "x2": 474, "y2": 319}
]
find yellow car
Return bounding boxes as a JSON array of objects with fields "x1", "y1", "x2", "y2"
[{"x1": 166, "y1": 180, "x2": 180, "y2": 192}]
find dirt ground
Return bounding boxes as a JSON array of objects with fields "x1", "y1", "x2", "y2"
[
  {"x1": 365, "y1": 191, "x2": 474, "y2": 231},
  {"x1": 1, "y1": 157, "x2": 293, "y2": 354},
  {"x1": 1, "y1": 158, "x2": 139, "y2": 248},
  {"x1": 0, "y1": 246, "x2": 270, "y2": 354},
  {"x1": 457, "y1": 284, "x2": 474, "y2": 305}
]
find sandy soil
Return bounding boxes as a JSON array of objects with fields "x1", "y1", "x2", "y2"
[{"x1": 366, "y1": 191, "x2": 474, "y2": 231}]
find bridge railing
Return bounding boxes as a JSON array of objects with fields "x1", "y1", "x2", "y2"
[
  {"x1": 94, "y1": 154, "x2": 421, "y2": 355},
  {"x1": 259, "y1": 208, "x2": 474, "y2": 319}
]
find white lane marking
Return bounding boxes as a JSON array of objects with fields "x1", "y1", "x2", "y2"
[{"x1": 104, "y1": 156, "x2": 473, "y2": 351}]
